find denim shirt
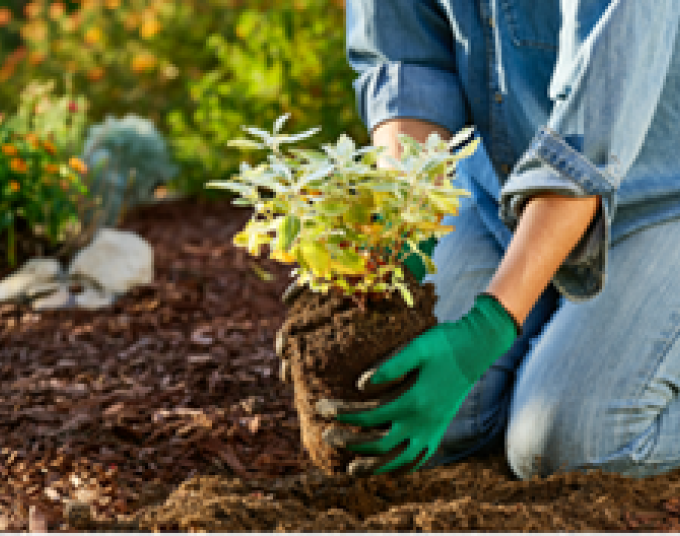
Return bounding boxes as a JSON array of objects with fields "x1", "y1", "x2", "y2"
[{"x1": 346, "y1": 0, "x2": 680, "y2": 302}]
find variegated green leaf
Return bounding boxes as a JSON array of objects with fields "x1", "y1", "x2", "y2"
[
  {"x1": 394, "y1": 281, "x2": 414, "y2": 307},
  {"x1": 273, "y1": 113, "x2": 290, "y2": 134},
  {"x1": 227, "y1": 139, "x2": 265, "y2": 150},
  {"x1": 278, "y1": 215, "x2": 301, "y2": 252}
]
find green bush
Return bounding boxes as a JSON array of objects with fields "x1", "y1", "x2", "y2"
[
  {"x1": 0, "y1": 80, "x2": 90, "y2": 266},
  {"x1": 0, "y1": 0, "x2": 367, "y2": 197},
  {"x1": 80, "y1": 113, "x2": 179, "y2": 228},
  {"x1": 167, "y1": 0, "x2": 368, "y2": 195}
]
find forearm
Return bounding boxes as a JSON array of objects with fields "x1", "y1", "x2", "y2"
[
  {"x1": 486, "y1": 193, "x2": 601, "y2": 327},
  {"x1": 372, "y1": 118, "x2": 452, "y2": 164},
  {"x1": 373, "y1": 119, "x2": 600, "y2": 331}
]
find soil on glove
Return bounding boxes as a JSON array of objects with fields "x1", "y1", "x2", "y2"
[
  {"x1": 0, "y1": 196, "x2": 678, "y2": 532},
  {"x1": 278, "y1": 274, "x2": 437, "y2": 475}
]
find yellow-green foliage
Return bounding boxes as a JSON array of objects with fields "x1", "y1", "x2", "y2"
[
  {"x1": 208, "y1": 115, "x2": 476, "y2": 306},
  {"x1": 0, "y1": 0, "x2": 366, "y2": 196}
]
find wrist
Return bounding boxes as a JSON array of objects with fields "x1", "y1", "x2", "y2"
[
  {"x1": 436, "y1": 293, "x2": 519, "y2": 384},
  {"x1": 477, "y1": 291, "x2": 523, "y2": 338}
]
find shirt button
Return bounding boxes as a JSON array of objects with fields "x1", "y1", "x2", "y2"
[
  {"x1": 501, "y1": 164, "x2": 510, "y2": 174},
  {"x1": 494, "y1": 92, "x2": 503, "y2": 103},
  {"x1": 488, "y1": 16, "x2": 494, "y2": 28}
]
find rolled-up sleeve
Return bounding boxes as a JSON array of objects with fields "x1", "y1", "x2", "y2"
[
  {"x1": 346, "y1": 0, "x2": 468, "y2": 135},
  {"x1": 499, "y1": 0, "x2": 680, "y2": 300}
]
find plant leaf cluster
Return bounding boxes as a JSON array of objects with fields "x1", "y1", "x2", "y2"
[
  {"x1": 208, "y1": 115, "x2": 477, "y2": 306},
  {"x1": 0, "y1": 81, "x2": 90, "y2": 267}
]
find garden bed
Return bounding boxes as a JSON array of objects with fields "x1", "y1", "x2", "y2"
[{"x1": 0, "y1": 197, "x2": 678, "y2": 532}]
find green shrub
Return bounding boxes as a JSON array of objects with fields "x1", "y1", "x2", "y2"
[
  {"x1": 0, "y1": 80, "x2": 90, "y2": 266},
  {"x1": 0, "y1": 0, "x2": 366, "y2": 198},
  {"x1": 80, "y1": 113, "x2": 179, "y2": 228},
  {"x1": 167, "y1": 0, "x2": 368, "y2": 196}
]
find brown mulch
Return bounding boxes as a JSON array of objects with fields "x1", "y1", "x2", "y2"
[{"x1": 0, "y1": 196, "x2": 678, "y2": 532}]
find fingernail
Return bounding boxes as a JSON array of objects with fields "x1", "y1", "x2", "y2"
[
  {"x1": 356, "y1": 367, "x2": 377, "y2": 391},
  {"x1": 279, "y1": 359, "x2": 290, "y2": 383},
  {"x1": 347, "y1": 457, "x2": 380, "y2": 477},
  {"x1": 322, "y1": 427, "x2": 349, "y2": 448},
  {"x1": 275, "y1": 330, "x2": 286, "y2": 357},
  {"x1": 315, "y1": 399, "x2": 338, "y2": 418}
]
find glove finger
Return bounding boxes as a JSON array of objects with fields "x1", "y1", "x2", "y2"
[
  {"x1": 315, "y1": 397, "x2": 391, "y2": 419},
  {"x1": 374, "y1": 441, "x2": 429, "y2": 475},
  {"x1": 335, "y1": 395, "x2": 405, "y2": 428},
  {"x1": 345, "y1": 422, "x2": 405, "y2": 455},
  {"x1": 321, "y1": 426, "x2": 387, "y2": 449},
  {"x1": 408, "y1": 448, "x2": 435, "y2": 474},
  {"x1": 347, "y1": 439, "x2": 426, "y2": 477},
  {"x1": 361, "y1": 340, "x2": 422, "y2": 388}
]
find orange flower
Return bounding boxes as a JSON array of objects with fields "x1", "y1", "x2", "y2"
[
  {"x1": 131, "y1": 53, "x2": 156, "y2": 73},
  {"x1": 10, "y1": 158, "x2": 28, "y2": 174},
  {"x1": 0, "y1": 8, "x2": 12, "y2": 26},
  {"x1": 69, "y1": 157, "x2": 88, "y2": 175},
  {"x1": 140, "y1": 18, "x2": 161, "y2": 39},
  {"x1": 105, "y1": 0, "x2": 121, "y2": 8},
  {"x1": 0, "y1": 65, "x2": 14, "y2": 82},
  {"x1": 123, "y1": 13, "x2": 140, "y2": 30},
  {"x1": 21, "y1": 20, "x2": 48, "y2": 42},
  {"x1": 49, "y1": 2, "x2": 65, "y2": 20},
  {"x1": 2, "y1": 144, "x2": 18, "y2": 156},
  {"x1": 24, "y1": 2, "x2": 41, "y2": 20},
  {"x1": 87, "y1": 66, "x2": 105, "y2": 81},
  {"x1": 44, "y1": 163, "x2": 59, "y2": 173},
  {"x1": 29, "y1": 51, "x2": 46, "y2": 65},
  {"x1": 63, "y1": 12, "x2": 80, "y2": 32},
  {"x1": 85, "y1": 26, "x2": 102, "y2": 45},
  {"x1": 9, "y1": 180, "x2": 20, "y2": 192},
  {"x1": 25, "y1": 133, "x2": 40, "y2": 148},
  {"x1": 41, "y1": 140, "x2": 57, "y2": 155},
  {"x1": 9, "y1": 46, "x2": 27, "y2": 63}
]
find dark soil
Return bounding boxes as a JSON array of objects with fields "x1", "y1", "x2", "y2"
[
  {"x1": 0, "y1": 196, "x2": 679, "y2": 532},
  {"x1": 278, "y1": 273, "x2": 437, "y2": 475}
]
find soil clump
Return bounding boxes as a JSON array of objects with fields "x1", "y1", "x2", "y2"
[{"x1": 279, "y1": 273, "x2": 437, "y2": 475}]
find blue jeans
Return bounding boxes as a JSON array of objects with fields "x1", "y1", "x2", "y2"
[{"x1": 422, "y1": 204, "x2": 680, "y2": 480}]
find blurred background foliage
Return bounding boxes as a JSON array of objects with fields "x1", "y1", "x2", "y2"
[{"x1": 0, "y1": 0, "x2": 368, "y2": 197}]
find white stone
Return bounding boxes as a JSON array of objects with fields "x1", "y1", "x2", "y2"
[
  {"x1": 68, "y1": 228, "x2": 153, "y2": 294},
  {"x1": 24, "y1": 280, "x2": 64, "y2": 300},
  {"x1": 31, "y1": 284, "x2": 72, "y2": 311},
  {"x1": 74, "y1": 284, "x2": 116, "y2": 309},
  {"x1": 0, "y1": 258, "x2": 62, "y2": 302}
]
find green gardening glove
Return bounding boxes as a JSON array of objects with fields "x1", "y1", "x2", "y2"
[{"x1": 315, "y1": 292, "x2": 521, "y2": 475}]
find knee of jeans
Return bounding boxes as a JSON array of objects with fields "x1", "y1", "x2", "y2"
[{"x1": 505, "y1": 396, "x2": 562, "y2": 481}]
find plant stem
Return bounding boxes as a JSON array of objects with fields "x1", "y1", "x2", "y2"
[{"x1": 7, "y1": 223, "x2": 15, "y2": 267}]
